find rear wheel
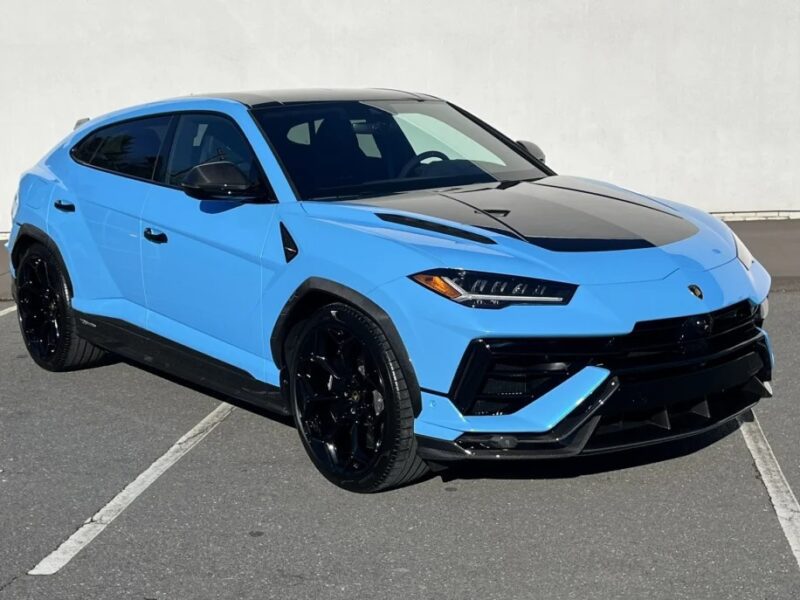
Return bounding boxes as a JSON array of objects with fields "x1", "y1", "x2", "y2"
[
  {"x1": 288, "y1": 302, "x2": 428, "y2": 492},
  {"x1": 15, "y1": 243, "x2": 107, "y2": 371}
]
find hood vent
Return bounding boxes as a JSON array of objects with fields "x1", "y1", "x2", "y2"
[
  {"x1": 376, "y1": 213, "x2": 495, "y2": 245},
  {"x1": 525, "y1": 236, "x2": 654, "y2": 252}
]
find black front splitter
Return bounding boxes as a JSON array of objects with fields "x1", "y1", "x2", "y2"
[{"x1": 416, "y1": 378, "x2": 767, "y2": 463}]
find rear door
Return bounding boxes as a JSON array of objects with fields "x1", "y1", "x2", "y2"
[
  {"x1": 55, "y1": 115, "x2": 171, "y2": 327},
  {"x1": 140, "y1": 112, "x2": 278, "y2": 378}
]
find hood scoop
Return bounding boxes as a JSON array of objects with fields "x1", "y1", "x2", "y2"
[{"x1": 375, "y1": 213, "x2": 497, "y2": 244}]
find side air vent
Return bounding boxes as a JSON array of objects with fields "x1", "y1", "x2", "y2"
[
  {"x1": 376, "y1": 213, "x2": 495, "y2": 245},
  {"x1": 280, "y1": 222, "x2": 298, "y2": 262}
]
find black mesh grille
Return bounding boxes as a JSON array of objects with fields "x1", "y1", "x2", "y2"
[{"x1": 451, "y1": 301, "x2": 764, "y2": 416}]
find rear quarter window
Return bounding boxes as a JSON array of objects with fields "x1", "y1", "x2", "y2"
[{"x1": 71, "y1": 116, "x2": 171, "y2": 180}]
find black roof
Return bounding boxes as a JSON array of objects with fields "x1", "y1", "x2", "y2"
[{"x1": 191, "y1": 88, "x2": 442, "y2": 108}]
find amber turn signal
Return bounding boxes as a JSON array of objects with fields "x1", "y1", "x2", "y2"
[{"x1": 411, "y1": 273, "x2": 462, "y2": 300}]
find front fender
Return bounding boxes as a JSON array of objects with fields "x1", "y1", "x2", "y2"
[{"x1": 268, "y1": 276, "x2": 423, "y2": 416}]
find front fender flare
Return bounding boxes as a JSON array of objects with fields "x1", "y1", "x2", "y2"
[{"x1": 270, "y1": 277, "x2": 422, "y2": 416}]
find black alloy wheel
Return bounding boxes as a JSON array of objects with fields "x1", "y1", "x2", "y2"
[
  {"x1": 16, "y1": 251, "x2": 64, "y2": 362},
  {"x1": 15, "y1": 243, "x2": 106, "y2": 371},
  {"x1": 288, "y1": 302, "x2": 428, "y2": 492}
]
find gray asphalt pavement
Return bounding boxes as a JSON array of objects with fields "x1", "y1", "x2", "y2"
[{"x1": 1, "y1": 290, "x2": 800, "y2": 599}]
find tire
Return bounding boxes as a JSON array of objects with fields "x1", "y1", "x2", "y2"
[
  {"x1": 15, "y1": 243, "x2": 107, "y2": 371},
  {"x1": 287, "y1": 302, "x2": 429, "y2": 493}
]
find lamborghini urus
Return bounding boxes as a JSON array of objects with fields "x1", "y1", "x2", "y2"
[{"x1": 8, "y1": 89, "x2": 772, "y2": 492}]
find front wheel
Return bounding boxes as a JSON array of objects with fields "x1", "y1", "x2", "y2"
[{"x1": 287, "y1": 302, "x2": 428, "y2": 493}]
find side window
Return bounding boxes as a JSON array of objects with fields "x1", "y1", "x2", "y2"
[
  {"x1": 71, "y1": 134, "x2": 102, "y2": 163},
  {"x1": 73, "y1": 116, "x2": 171, "y2": 179},
  {"x1": 165, "y1": 114, "x2": 262, "y2": 187}
]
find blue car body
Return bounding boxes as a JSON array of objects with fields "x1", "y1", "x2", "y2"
[{"x1": 8, "y1": 89, "x2": 772, "y2": 464}]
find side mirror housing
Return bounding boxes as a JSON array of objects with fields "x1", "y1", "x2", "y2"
[
  {"x1": 181, "y1": 161, "x2": 265, "y2": 201},
  {"x1": 517, "y1": 140, "x2": 546, "y2": 164}
]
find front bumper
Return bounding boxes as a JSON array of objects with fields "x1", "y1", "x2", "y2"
[{"x1": 415, "y1": 300, "x2": 773, "y2": 461}]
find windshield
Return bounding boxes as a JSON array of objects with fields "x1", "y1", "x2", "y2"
[{"x1": 252, "y1": 101, "x2": 547, "y2": 201}]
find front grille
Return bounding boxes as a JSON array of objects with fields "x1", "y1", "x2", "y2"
[{"x1": 451, "y1": 301, "x2": 766, "y2": 416}]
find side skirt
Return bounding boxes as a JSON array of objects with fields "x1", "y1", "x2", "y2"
[{"x1": 74, "y1": 311, "x2": 289, "y2": 416}]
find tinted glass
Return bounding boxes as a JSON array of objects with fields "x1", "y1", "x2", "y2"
[
  {"x1": 75, "y1": 116, "x2": 171, "y2": 179},
  {"x1": 253, "y1": 101, "x2": 546, "y2": 200},
  {"x1": 164, "y1": 114, "x2": 262, "y2": 187},
  {"x1": 71, "y1": 134, "x2": 102, "y2": 163}
]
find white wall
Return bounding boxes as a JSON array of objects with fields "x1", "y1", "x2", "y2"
[{"x1": 1, "y1": 0, "x2": 798, "y2": 233}]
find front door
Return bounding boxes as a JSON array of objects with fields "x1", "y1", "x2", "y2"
[{"x1": 140, "y1": 112, "x2": 278, "y2": 379}]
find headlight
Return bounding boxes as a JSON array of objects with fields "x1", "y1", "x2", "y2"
[
  {"x1": 410, "y1": 269, "x2": 577, "y2": 308},
  {"x1": 10, "y1": 192, "x2": 18, "y2": 221},
  {"x1": 757, "y1": 298, "x2": 769, "y2": 325},
  {"x1": 733, "y1": 231, "x2": 754, "y2": 270}
]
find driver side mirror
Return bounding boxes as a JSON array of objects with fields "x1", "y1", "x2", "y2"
[
  {"x1": 181, "y1": 161, "x2": 265, "y2": 201},
  {"x1": 516, "y1": 140, "x2": 546, "y2": 164}
]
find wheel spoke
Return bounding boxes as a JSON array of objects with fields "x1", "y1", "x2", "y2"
[
  {"x1": 358, "y1": 367, "x2": 382, "y2": 393},
  {"x1": 310, "y1": 353, "x2": 345, "y2": 381},
  {"x1": 44, "y1": 318, "x2": 60, "y2": 354},
  {"x1": 17, "y1": 255, "x2": 61, "y2": 360},
  {"x1": 296, "y1": 372, "x2": 318, "y2": 397},
  {"x1": 306, "y1": 393, "x2": 340, "y2": 404},
  {"x1": 294, "y1": 318, "x2": 391, "y2": 478},
  {"x1": 348, "y1": 423, "x2": 368, "y2": 468},
  {"x1": 33, "y1": 257, "x2": 49, "y2": 288},
  {"x1": 356, "y1": 350, "x2": 385, "y2": 392},
  {"x1": 326, "y1": 328, "x2": 362, "y2": 381},
  {"x1": 335, "y1": 334, "x2": 361, "y2": 369},
  {"x1": 322, "y1": 418, "x2": 350, "y2": 443},
  {"x1": 297, "y1": 370, "x2": 343, "y2": 405},
  {"x1": 307, "y1": 437, "x2": 338, "y2": 467}
]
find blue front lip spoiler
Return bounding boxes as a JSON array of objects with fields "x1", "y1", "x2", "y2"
[
  {"x1": 414, "y1": 375, "x2": 621, "y2": 460},
  {"x1": 414, "y1": 366, "x2": 613, "y2": 441}
]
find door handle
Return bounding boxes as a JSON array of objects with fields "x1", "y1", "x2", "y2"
[
  {"x1": 53, "y1": 199, "x2": 75, "y2": 212},
  {"x1": 143, "y1": 228, "x2": 168, "y2": 244}
]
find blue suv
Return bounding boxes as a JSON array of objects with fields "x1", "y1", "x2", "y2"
[{"x1": 8, "y1": 89, "x2": 773, "y2": 492}]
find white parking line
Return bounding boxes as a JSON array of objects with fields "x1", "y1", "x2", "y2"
[
  {"x1": 0, "y1": 305, "x2": 17, "y2": 318},
  {"x1": 29, "y1": 402, "x2": 234, "y2": 575},
  {"x1": 740, "y1": 411, "x2": 800, "y2": 570}
]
